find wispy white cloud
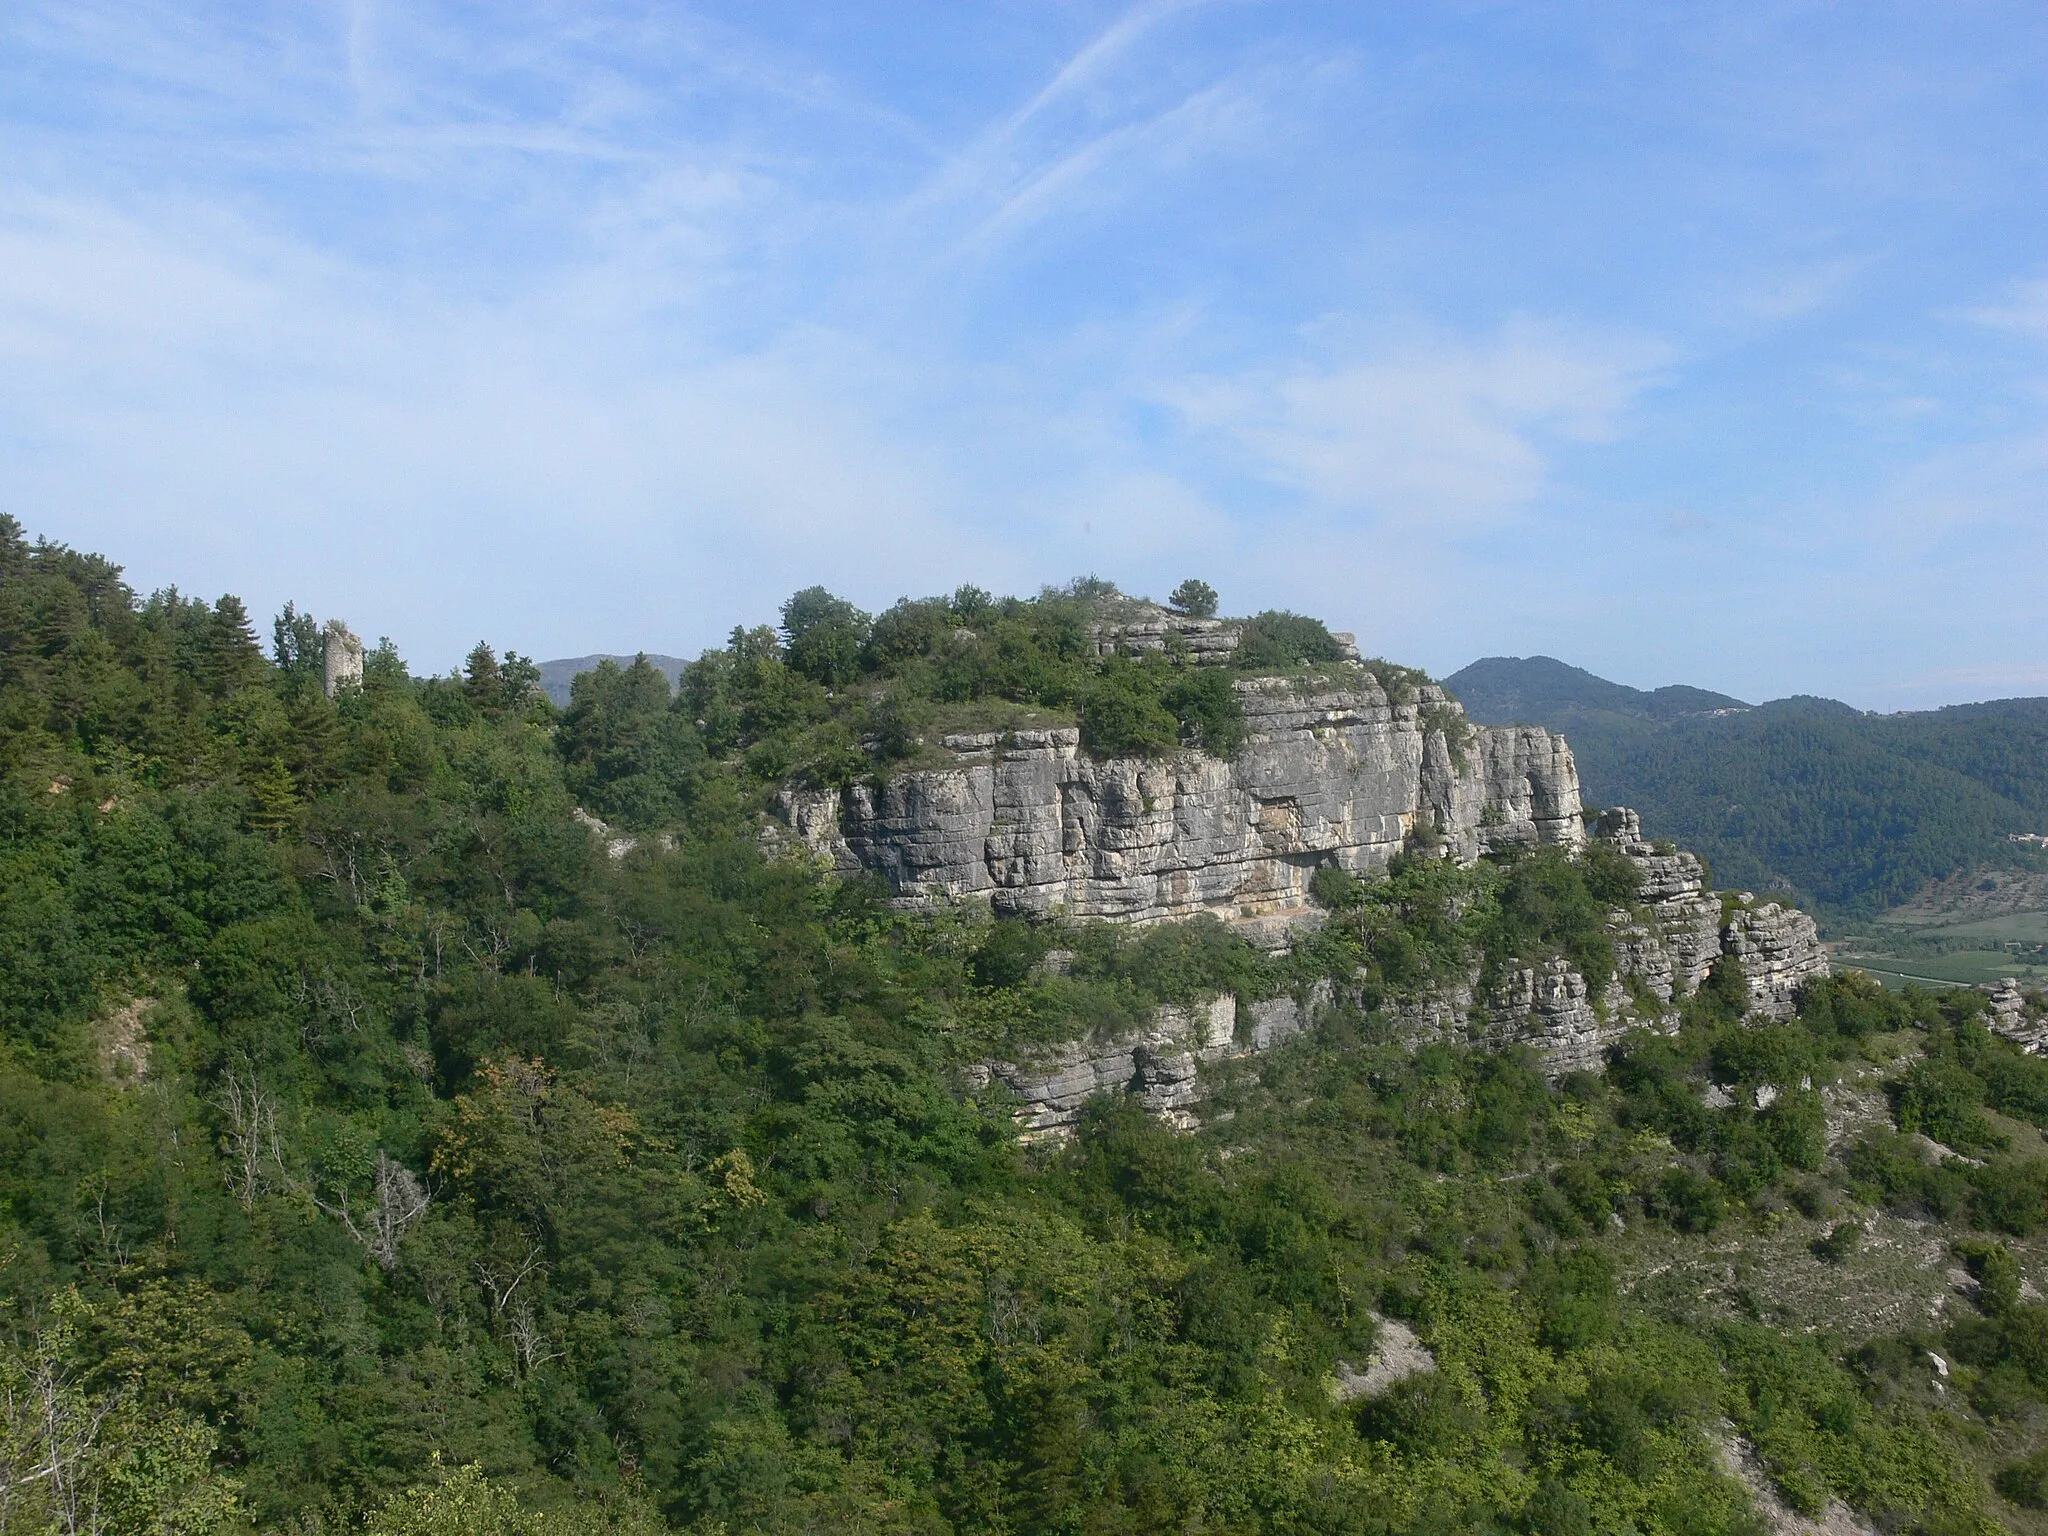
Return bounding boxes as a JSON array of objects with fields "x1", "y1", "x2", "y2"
[
  {"x1": 1965, "y1": 278, "x2": 2048, "y2": 343},
  {"x1": 1164, "y1": 320, "x2": 1669, "y2": 531},
  {"x1": 0, "y1": 0, "x2": 2045, "y2": 709}
]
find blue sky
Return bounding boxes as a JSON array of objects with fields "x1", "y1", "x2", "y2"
[{"x1": 2, "y1": 2, "x2": 2045, "y2": 708}]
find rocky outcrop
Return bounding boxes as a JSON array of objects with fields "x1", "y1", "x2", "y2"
[
  {"x1": 969, "y1": 985, "x2": 1331, "y2": 1141},
  {"x1": 1088, "y1": 603, "x2": 1244, "y2": 663},
  {"x1": 1593, "y1": 809, "x2": 1724, "y2": 1001},
  {"x1": 1591, "y1": 809, "x2": 1826, "y2": 1018},
  {"x1": 1478, "y1": 959, "x2": 1612, "y2": 1073},
  {"x1": 1983, "y1": 979, "x2": 2048, "y2": 1053},
  {"x1": 1383, "y1": 975, "x2": 1476, "y2": 1047},
  {"x1": 323, "y1": 621, "x2": 364, "y2": 698},
  {"x1": 775, "y1": 675, "x2": 1582, "y2": 937},
  {"x1": 1082, "y1": 599, "x2": 1362, "y2": 666},
  {"x1": 1361, "y1": 811, "x2": 1829, "y2": 1076},
  {"x1": 1721, "y1": 900, "x2": 1830, "y2": 1019},
  {"x1": 1332, "y1": 1314, "x2": 1435, "y2": 1403}
]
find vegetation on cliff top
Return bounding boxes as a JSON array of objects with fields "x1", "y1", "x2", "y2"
[
  {"x1": 3, "y1": 517, "x2": 2045, "y2": 1536},
  {"x1": 642, "y1": 577, "x2": 1385, "y2": 813}
]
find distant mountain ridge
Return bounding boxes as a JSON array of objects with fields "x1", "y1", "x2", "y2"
[
  {"x1": 1446, "y1": 654, "x2": 1750, "y2": 724},
  {"x1": 1444, "y1": 656, "x2": 2048, "y2": 919},
  {"x1": 537, "y1": 652, "x2": 689, "y2": 707}
]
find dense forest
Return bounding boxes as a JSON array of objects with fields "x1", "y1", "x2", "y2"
[
  {"x1": 5, "y1": 520, "x2": 2048, "y2": 1535},
  {"x1": 1447, "y1": 656, "x2": 2048, "y2": 919}
]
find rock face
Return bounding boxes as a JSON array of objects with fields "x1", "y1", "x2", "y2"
[
  {"x1": 1984, "y1": 979, "x2": 2048, "y2": 1053},
  {"x1": 776, "y1": 676, "x2": 1583, "y2": 935},
  {"x1": 1366, "y1": 810, "x2": 1830, "y2": 1078},
  {"x1": 323, "y1": 621, "x2": 364, "y2": 698},
  {"x1": 1592, "y1": 809, "x2": 1826, "y2": 1020},
  {"x1": 1479, "y1": 959, "x2": 1609, "y2": 1073},
  {"x1": 1592, "y1": 809, "x2": 1725, "y2": 1001},
  {"x1": 1332, "y1": 1314, "x2": 1436, "y2": 1403},
  {"x1": 789, "y1": 675, "x2": 1831, "y2": 1137},
  {"x1": 969, "y1": 986, "x2": 1330, "y2": 1141},
  {"x1": 1722, "y1": 901, "x2": 1831, "y2": 1019},
  {"x1": 962, "y1": 801, "x2": 1835, "y2": 1139},
  {"x1": 1089, "y1": 603, "x2": 1246, "y2": 663}
]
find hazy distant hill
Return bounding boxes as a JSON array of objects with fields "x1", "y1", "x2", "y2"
[
  {"x1": 1445, "y1": 655, "x2": 2048, "y2": 919},
  {"x1": 1446, "y1": 654, "x2": 1750, "y2": 724},
  {"x1": 537, "y1": 652, "x2": 689, "y2": 707}
]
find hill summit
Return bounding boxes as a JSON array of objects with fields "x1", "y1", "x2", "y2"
[{"x1": 1444, "y1": 655, "x2": 2048, "y2": 918}]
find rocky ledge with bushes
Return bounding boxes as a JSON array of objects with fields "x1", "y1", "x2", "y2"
[
  {"x1": 772, "y1": 670, "x2": 1584, "y2": 934},
  {"x1": 766, "y1": 648, "x2": 1829, "y2": 1137}
]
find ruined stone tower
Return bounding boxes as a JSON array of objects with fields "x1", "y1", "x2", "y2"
[{"x1": 322, "y1": 620, "x2": 364, "y2": 697}]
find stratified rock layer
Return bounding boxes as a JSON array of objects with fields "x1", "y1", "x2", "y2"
[
  {"x1": 1593, "y1": 809, "x2": 1826, "y2": 1020},
  {"x1": 1983, "y1": 979, "x2": 2048, "y2": 1053},
  {"x1": 784, "y1": 680, "x2": 1832, "y2": 1138},
  {"x1": 776, "y1": 676, "x2": 1583, "y2": 932},
  {"x1": 968, "y1": 987, "x2": 1329, "y2": 1141}
]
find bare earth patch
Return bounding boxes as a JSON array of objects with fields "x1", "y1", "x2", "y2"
[
  {"x1": 95, "y1": 997, "x2": 151, "y2": 1085},
  {"x1": 1332, "y1": 1313, "x2": 1436, "y2": 1402},
  {"x1": 1715, "y1": 1426, "x2": 1880, "y2": 1536}
]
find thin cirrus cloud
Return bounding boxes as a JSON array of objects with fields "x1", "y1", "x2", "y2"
[
  {"x1": 0, "y1": 1, "x2": 2045, "y2": 706},
  {"x1": 1167, "y1": 321, "x2": 1670, "y2": 532}
]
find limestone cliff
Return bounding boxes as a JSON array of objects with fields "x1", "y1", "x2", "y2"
[
  {"x1": 1593, "y1": 808, "x2": 1827, "y2": 1020},
  {"x1": 1382, "y1": 809, "x2": 1829, "y2": 1079},
  {"x1": 771, "y1": 672, "x2": 1832, "y2": 1141},
  {"x1": 774, "y1": 675, "x2": 1583, "y2": 935},
  {"x1": 965, "y1": 987, "x2": 1330, "y2": 1142},
  {"x1": 965, "y1": 805, "x2": 1833, "y2": 1140}
]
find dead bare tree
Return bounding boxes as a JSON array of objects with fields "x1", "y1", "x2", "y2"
[
  {"x1": 214, "y1": 1071, "x2": 288, "y2": 1212},
  {"x1": 0, "y1": 1312, "x2": 117, "y2": 1536},
  {"x1": 474, "y1": 1243, "x2": 545, "y2": 1320},
  {"x1": 504, "y1": 1301, "x2": 562, "y2": 1377},
  {"x1": 313, "y1": 1151, "x2": 431, "y2": 1271}
]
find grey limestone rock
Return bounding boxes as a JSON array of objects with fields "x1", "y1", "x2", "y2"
[
  {"x1": 1480, "y1": 958, "x2": 1617, "y2": 1074},
  {"x1": 1983, "y1": 979, "x2": 2048, "y2": 1053},
  {"x1": 1592, "y1": 809, "x2": 1721, "y2": 999},
  {"x1": 323, "y1": 621, "x2": 364, "y2": 698},
  {"x1": 1090, "y1": 602, "x2": 1242, "y2": 664},
  {"x1": 1592, "y1": 809, "x2": 1827, "y2": 1016},
  {"x1": 1721, "y1": 901, "x2": 1829, "y2": 1018},
  {"x1": 775, "y1": 676, "x2": 1583, "y2": 937},
  {"x1": 1382, "y1": 978, "x2": 1477, "y2": 1047},
  {"x1": 972, "y1": 983, "x2": 1331, "y2": 1141}
]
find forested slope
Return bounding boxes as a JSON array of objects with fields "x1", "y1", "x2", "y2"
[
  {"x1": 1447, "y1": 657, "x2": 2048, "y2": 919},
  {"x1": 1, "y1": 524, "x2": 2044, "y2": 1536}
]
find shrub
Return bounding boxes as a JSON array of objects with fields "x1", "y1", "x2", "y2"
[
  {"x1": 1649, "y1": 1167, "x2": 1725, "y2": 1234},
  {"x1": 1996, "y1": 1449, "x2": 2048, "y2": 1509},
  {"x1": 1811, "y1": 1222, "x2": 1860, "y2": 1264},
  {"x1": 1843, "y1": 1130, "x2": 1969, "y2": 1221},
  {"x1": 971, "y1": 919, "x2": 1053, "y2": 990},
  {"x1": 1077, "y1": 662, "x2": 1178, "y2": 757},
  {"x1": 1969, "y1": 1159, "x2": 2048, "y2": 1236},
  {"x1": 1888, "y1": 1057, "x2": 2007, "y2": 1155},
  {"x1": 1309, "y1": 865, "x2": 1364, "y2": 911},
  {"x1": 1236, "y1": 611, "x2": 1346, "y2": 670},
  {"x1": 1952, "y1": 1239, "x2": 2020, "y2": 1315},
  {"x1": 1162, "y1": 666, "x2": 1246, "y2": 754}
]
